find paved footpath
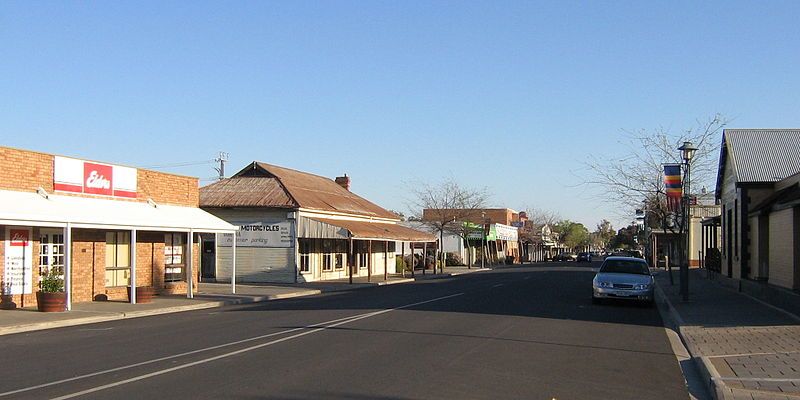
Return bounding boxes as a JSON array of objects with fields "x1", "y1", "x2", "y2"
[{"x1": 656, "y1": 269, "x2": 800, "y2": 400}]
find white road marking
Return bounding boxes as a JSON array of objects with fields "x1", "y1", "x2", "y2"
[
  {"x1": 0, "y1": 314, "x2": 358, "y2": 398},
  {"x1": 523, "y1": 276, "x2": 531, "y2": 280},
  {"x1": 32, "y1": 292, "x2": 464, "y2": 400},
  {"x1": 492, "y1": 284, "x2": 504, "y2": 288}
]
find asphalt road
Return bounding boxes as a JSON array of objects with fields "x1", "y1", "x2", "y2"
[{"x1": 0, "y1": 262, "x2": 689, "y2": 400}]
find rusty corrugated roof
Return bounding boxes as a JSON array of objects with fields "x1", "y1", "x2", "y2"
[
  {"x1": 201, "y1": 161, "x2": 399, "y2": 220},
  {"x1": 309, "y1": 217, "x2": 436, "y2": 242},
  {"x1": 199, "y1": 176, "x2": 296, "y2": 208}
]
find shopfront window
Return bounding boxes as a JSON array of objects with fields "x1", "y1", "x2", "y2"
[
  {"x1": 299, "y1": 239, "x2": 310, "y2": 273},
  {"x1": 105, "y1": 231, "x2": 130, "y2": 287},
  {"x1": 164, "y1": 233, "x2": 185, "y2": 282},
  {"x1": 38, "y1": 232, "x2": 64, "y2": 286},
  {"x1": 322, "y1": 240, "x2": 333, "y2": 271}
]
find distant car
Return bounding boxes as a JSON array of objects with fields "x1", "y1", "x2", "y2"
[
  {"x1": 592, "y1": 256, "x2": 654, "y2": 305},
  {"x1": 577, "y1": 252, "x2": 592, "y2": 262},
  {"x1": 554, "y1": 252, "x2": 578, "y2": 262},
  {"x1": 589, "y1": 251, "x2": 600, "y2": 258}
]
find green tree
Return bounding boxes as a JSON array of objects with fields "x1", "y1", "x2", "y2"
[
  {"x1": 554, "y1": 220, "x2": 591, "y2": 250},
  {"x1": 592, "y1": 219, "x2": 615, "y2": 249}
]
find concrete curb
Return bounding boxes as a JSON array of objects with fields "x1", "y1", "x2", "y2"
[
  {"x1": 414, "y1": 268, "x2": 492, "y2": 280},
  {"x1": 0, "y1": 272, "x2": 475, "y2": 337},
  {"x1": 0, "y1": 301, "x2": 227, "y2": 337},
  {"x1": 654, "y1": 280, "x2": 730, "y2": 400}
]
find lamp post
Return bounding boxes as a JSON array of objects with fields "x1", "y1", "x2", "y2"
[{"x1": 678, "y1": 141, "x2": 697, "y2": 301}]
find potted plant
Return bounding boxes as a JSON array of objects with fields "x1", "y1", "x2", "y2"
[
  {"x1": 37, "y1": 267, "x2": 66, "y2": 312},
  {"x1": 127, "y1": 285, "x2": 155, "y2": 304},
  {"x1": 1, "y1": 280, "x2": 16, "y2": 310}
]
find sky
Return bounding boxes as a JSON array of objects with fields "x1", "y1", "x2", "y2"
[{"x1": 2, "y1": 1, "x2": 800, "y2": 230}]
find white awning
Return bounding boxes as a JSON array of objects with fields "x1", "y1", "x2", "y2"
[{"x1": 0, "y1": 189, "x2": 237, "y2": 233}]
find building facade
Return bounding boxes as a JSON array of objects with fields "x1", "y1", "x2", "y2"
[
  {"x1": 715, "y1": 129, "x2": 800, "y2": 291},
  {"x1": 200, "y1": 162, "x2": 434, "y2": 283},
  {"x1": 0, "y1": 146, "x2": 235, "y2": 310}
]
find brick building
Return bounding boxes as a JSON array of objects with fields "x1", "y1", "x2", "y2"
[{"x1": 0, "y1": 146, "x2": 235, "y2": 310}]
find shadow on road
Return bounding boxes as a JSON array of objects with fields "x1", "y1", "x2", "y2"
[{"x1": 225, "y1": 264, "x2": 666, "y2": 329}]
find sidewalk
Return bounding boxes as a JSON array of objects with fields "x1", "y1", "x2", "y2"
[
  {"x1": 0, "y1": 267, "x2": 489, "y2": 336},
  {"x1": 655, "y1": 269, "x2": 800, "y2": 400}
]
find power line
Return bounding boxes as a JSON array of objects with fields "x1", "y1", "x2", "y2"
[{"x1": 140, "y1": 160, "x2": 214, "y2": 169}]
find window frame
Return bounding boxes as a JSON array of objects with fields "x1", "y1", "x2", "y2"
[
  {"x1": 164, "y1": 233, "x2": 186, "y2": 283},
  {"x1": 105, "y1": 231, "x2": 131, "y2": 287},
  {"x1": 299, "y1": 239, "x2": 311, "y2": 273}
]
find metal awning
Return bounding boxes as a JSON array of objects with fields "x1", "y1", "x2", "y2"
[
  {"x1": 298, "y1": 216, "x2": 436, "y2": 242},
  {"x1": 0, "y1": 189, "x2": 237, "y2": 233}
]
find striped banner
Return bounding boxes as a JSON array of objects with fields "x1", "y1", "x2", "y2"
[{"x1": 664, "y1": 164, "x2": 682, "y2": 211}]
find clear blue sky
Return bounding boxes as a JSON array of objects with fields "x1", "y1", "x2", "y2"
[{"x1": 2, "y1": 1, "x2": 799, "y2": 229}]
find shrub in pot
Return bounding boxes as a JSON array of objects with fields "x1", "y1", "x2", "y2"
[
  {"x1": 1, "y1": 281, "x2": 16, "y2": 310},
  {"x1": 37, "y1": 267, "x2": 66, "y2": 312}
]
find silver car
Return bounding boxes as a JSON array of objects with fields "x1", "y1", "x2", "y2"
[{"x1": 592, "y1": 256, "x2": 654, "y2": 305}]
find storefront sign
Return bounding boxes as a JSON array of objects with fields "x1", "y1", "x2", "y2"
[
  {"x1": 494, "y1": 223, "x2": 519, "y2": 241},
  {"x1": 468, "y1": 224, "x2": 496, "y2": 241},
  {"x1": 3, "y1": 227, "x2": 33, "y2": 295},
  {"x1": 54, "y1": 156, "x2": 137, "y2": 198},
  {"x1": 219, "y1": 222, "x2": 293, "y2": 248}
]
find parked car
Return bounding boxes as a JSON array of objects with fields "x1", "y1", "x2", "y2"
[
  {"x1": 577, "y1": 252, "x2": 592, "y2": 262},
  {"x1": 553, "y1": 252, "x2": 578, "y2": 262},
  {"x1": 592, "y1": 256, "x2": 654, "y2": 305}
]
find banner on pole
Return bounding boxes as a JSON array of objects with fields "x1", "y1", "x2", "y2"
[{"x1": 664, "y1": 164, "x2": 683, "y2": 212}]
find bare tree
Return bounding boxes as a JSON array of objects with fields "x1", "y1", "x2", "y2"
[
  {"x1": 523, "y1": 206, "x2": 561, "y2": 227},
  {"x1": 583, "y1": 114, "x2": 728, "y2": 266},
  {"x1": 409, "y1": 178, "x2": 489, "y2": 272},
  {"x1": 518, "y1": 206, "x2": 561, "y2": 251}
]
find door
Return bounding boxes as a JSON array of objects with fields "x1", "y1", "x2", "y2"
[
  {"x1": 38, "y1": 230, "x2": 65, "y2": 284},
  {"x1": 727, "y1": 209, "x2": 733, "y2": 277},
  {"x1": 201, "y1": 239, "x2": 216, "y2": 279}
]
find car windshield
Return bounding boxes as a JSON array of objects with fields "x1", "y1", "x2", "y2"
[{"x1": 600, "y1": 259, "x2": 650, "y2": 275}]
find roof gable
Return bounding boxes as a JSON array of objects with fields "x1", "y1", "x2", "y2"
[
  {"x1": 223, "y1": 162, "x2": 399, "y2": 220},
  {"x1": 715, "y1": 129, "x2": 800, "y2": 199}
]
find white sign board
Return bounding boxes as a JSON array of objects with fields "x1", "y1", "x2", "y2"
[
  {"x1": 495, "y1": 223, "x2": 519, "y2": 241},
  {"x1": 3, "y1": 227, "x2": 33, "y2": 295},
  {"x1": 219, "y1": 222, "x2": 293, "y2": 248},
  {"x1": 53, "y1": 156, "x2": 137, "y2": 198}
]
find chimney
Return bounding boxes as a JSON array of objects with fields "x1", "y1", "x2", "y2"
[{"x1": 335, "y1": 174, "x2": 351, "y2": 191}]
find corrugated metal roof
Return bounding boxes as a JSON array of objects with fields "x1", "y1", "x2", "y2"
[
  {"x1": 199, "y1": 177, "x2": 296, "y2": 208},
  {"x1": 716, "y1": 129, "x2": 800, "y2": 198},
  {"x1": 201, "y1": 162, "x2": 399, "y2": 220},
  {"x1": 307, "y1": 217, "x2": 436, "y2": 242},
  {"x1": 725, "y1": 129, "x2": 800, "y2": 182}
]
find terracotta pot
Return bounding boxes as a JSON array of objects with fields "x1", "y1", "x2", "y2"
[
  {"x1": 127, "y1": 286, "x2": 155, "y2": 304},
  {"x1": 36, "y1": 291, "x2": 67, "y2": 312}
]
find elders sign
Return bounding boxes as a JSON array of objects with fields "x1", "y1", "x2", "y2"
[
  {"x1": 3, "y1": 227, "x2": 33, "y2": 295},
  {"x1": 53, "y1": 156, "x2": 137, "y2": 198}
]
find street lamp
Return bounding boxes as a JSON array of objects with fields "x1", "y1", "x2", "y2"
[{"x1": 677, "y1": 141, "x2": 697, "y2": 301}]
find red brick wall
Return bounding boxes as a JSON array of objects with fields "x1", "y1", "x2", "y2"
[
  {"x1": 0, "y1": 148, "x2": 54, "y2": 192},
  {"x1": 0, "y1": 146, "x2": 199, "y2": 206},
  {"x1": 72, "y1": 229, "x2": 105, "y2": 303},
  {"x1": 422, "y1": 208, "x2": 516, "y2": 226}
]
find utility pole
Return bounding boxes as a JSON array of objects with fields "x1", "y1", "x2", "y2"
[{"x1": 214, "y1": 152, "x2": 229, "y2": 180}]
